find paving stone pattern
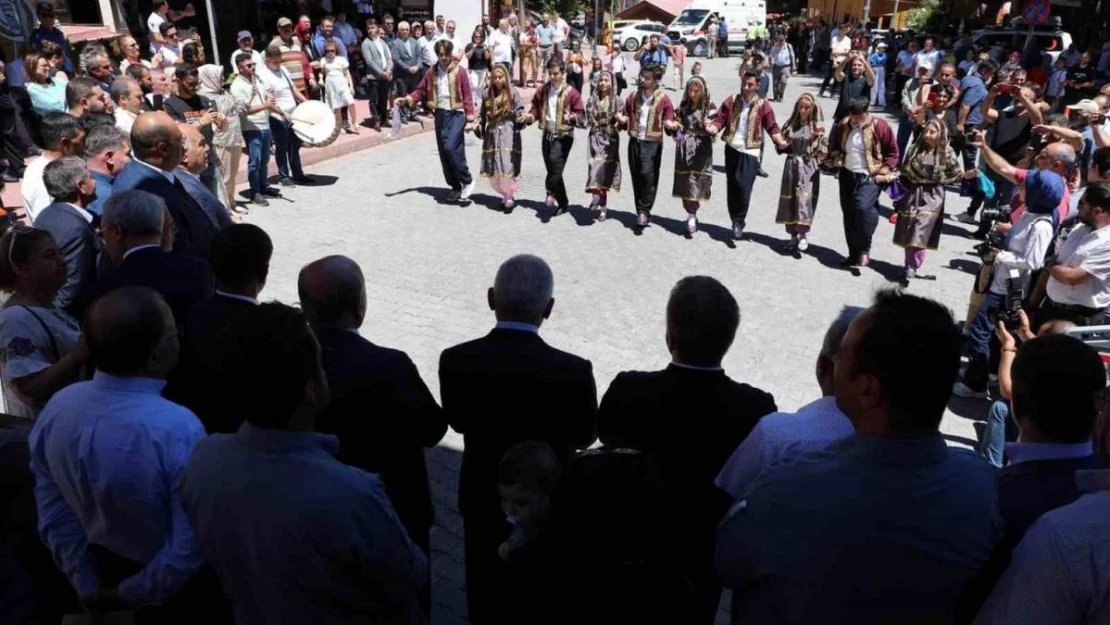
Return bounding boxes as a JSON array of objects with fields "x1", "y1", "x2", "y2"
[{"x1": 244, "y1": 56, "x2": 990, "y2": 624}]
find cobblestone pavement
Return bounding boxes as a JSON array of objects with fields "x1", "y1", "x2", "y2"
[{"x1": 244, "y1": 55, "x2": 989, "y2": 624}]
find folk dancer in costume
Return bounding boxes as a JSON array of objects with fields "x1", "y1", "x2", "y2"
[
  {"x1": 521, "y1": 56, "x2": 585, "y2": 216},
  {"x1": 776, "y1": 92, "x2": 828, "y2": 253},
  {"x1": 396, "y1": 39, "x2": 477, "y2": 202},
  {"x1": 614, "y1": 64, "x2": 675, "y2": 229},
  {"x1": 824, "y1": 96, "x2": 900, "y2": 269},
  {"x1": 670, "y1": 76, "x2": 719, "y2": 236},
  {"x1": 714, "y1": 68, "x2": 786, "y2": 240},
  {"x1": 894, "y1": 118, "x2": 976, "y2": 283},
  {"x1": 585, "y1": 70, "x2": 622, "y2": 221},
  {"x1": 479, "y1": 64, "x2": 526, "y2": 211}
]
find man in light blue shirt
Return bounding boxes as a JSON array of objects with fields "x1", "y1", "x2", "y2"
[
  {"x1": 29, "y1": 287, "x2": 205, "y2": 610},
  {"x1": 181, "y1": 302, "x2": 427, "y2": 625},
  {"x1": 715, "y1": 306, "x2": 859, "y2": 500},
  {"x1": 716, "y1": 290, "x2": 1000, "y2": 625}
]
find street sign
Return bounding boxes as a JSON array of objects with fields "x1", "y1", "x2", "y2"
[{"x1": 1023, "y1": 0, "x2": 1050, "y2": 25}]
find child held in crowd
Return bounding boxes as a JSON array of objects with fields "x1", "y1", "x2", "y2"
[{"x1": 497, "y1": 440, "x2": 563, "y2": 563}]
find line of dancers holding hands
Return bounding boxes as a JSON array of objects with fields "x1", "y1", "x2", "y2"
[{"x1": 399, "y1": 40, "x2": 977, "y2": 280}]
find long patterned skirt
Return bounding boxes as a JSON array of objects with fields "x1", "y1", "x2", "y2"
[
  {"x1": 893, "y1": 181, "x2": 946, "y2": 250},
  {"x1": 671, "y1": 133, "x2": 713, "y2": 201},
  {"x1": 586, "y1": 127, "x2": 621, "y2": 192},
  {"x1": 481, "y1": 120, "x2": 521, "y2": 198},
  {"x1": 775, "y1": 154, "x2": 820, "y2": 228}
]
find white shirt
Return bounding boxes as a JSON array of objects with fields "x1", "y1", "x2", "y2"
[
  {"x1": 843, "y1": 125, "x2": 868, "y2": 174},
  {"x1": 418, "y1": 36, "x2": 436, "y2": 66},
  {"x1": 115, "y1": 109, "x2": 137, "y2": 134},
  {"x1": 22, "y1": 155, "x2": 54, "y2": 223},
  {"x1": 553, "y1": 18, "x2": 569, "y2": 44},
  {"x1": 611, "y1": 51, "x2": 626, "y2": 73},
  {"x1": 229, "y1": 74, "x2": 271, "y2": 131},
  {"x1": 637, "y1": 91, "x2": 655, "y2": 140},
  {"x1": 259, "y1": 64, "x2": 297, "y2": 115},
  {"x1": 159, "y1": 44, "x2": 181, "y2": 69},
  {"x1": 545, "y1": 85, "x2": 560, "y2": 131},
  {"x1": 147, "y1": 12, "x2": 166, "y2": 53},
  {"x1": 435, "y1": 66, "x2": 452, "y2": 110},
  {"x1": 62, "y1": 202, "x2": 93, "y2": 224},
  {"x1": 215, "y1": 290, "x2": 260, "y2": 305},
  {"x1": 729, "y1": 97, "x2": 759, "y2": 156},
  {"x1": 488, "y1": 29, "x2": 513, "y2": 64},
  {"x1": 830, "y1": 35, "x2": 852, "y2": 58},
  {"x1": 1047, "y1": 224, "x2": 1110, "y2": 309},
  {"x1": 715, "y1": 396, "x2": 854, "y2": 501},
  {"x1": 991, "y1": 211, "x2": 1056, "y2": 295}
]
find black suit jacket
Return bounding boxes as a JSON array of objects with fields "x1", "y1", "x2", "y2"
[
  {"x1": 165, "y1": 293, "x2": 259, "y2": 432},
  {"x1": 998, "y1": 454, "x2": 1101, "y2": 552},
  {"x1": 90, "y1": 246, "x2": 214, "y2": 325},
  {"x1": 33, "y1": 202, "x2": 101, "y2": 320},
  {"x1": 315, "y1": 327, "x2": 447, "y2": 539},
  {"x1": 439, "y1": 328, "x2": 598, "y2": 519},
  {"x1": 598, "y1": 365, "x2": 777, "y2": 552},
  {"x1": 111, "y1": 161, "x2": 219, "y2": 259}
]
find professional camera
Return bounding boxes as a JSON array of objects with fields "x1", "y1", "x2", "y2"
[
  {"x1": 994, "y1": 268, "x2": 1026, "y2": 331},
  {"x1": 979, "y1": 205, "x2": 1013, "y2": 224},
  {"x1": 972, "y1": 206, "x2": 1012, "y2": 258}
]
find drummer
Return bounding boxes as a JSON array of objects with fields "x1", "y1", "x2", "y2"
[
  {"x1": 395, "y1": 39, "x2": 477, "y2": 202},
  {"x1": 260, "y1": 44, "x2": 314, "y2": 187}
]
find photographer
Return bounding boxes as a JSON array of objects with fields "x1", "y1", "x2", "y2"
[
  {"x1": 953, "y1": 129, "x2": 1066, "y2": 399},
  {"x1": 1034, "y1": 181, "x2": 1110, "y2": 327},
  {"x1": 957, "y1": 83, "x2": 1042, "y2": 231},
  {"x1": 633, "y1": 34, "x2": 670, "y2": 73}
]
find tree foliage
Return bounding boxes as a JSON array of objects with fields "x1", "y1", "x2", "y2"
[{"x1": 904, "y1": 0, "x2": 944, "y2": 32}]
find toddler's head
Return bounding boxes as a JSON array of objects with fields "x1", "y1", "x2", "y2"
[
  {"x1": 691, "y1": 61, "x2": 702, "y2": 76},
  {"x1": 498, "y1": 441, "x2": 563, "y2": 527}
]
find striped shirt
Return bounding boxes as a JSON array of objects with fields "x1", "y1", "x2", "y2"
[{"x1": 269, "y1": 38, "x2": 307, "y2": 92}]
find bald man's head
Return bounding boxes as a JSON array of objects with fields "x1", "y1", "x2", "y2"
[
  {"x1": 87, "y1": 286, "x2": 179, "y2": 378},
  {"x1": 131, "y1": 111, "x2": 183, "y2": 170},
  {"x1": 177, "y1": 122, "x2": 208, "y2": 174},
  {"x1": 298, "y1": 255, "x2": 366, "y2": 328}
]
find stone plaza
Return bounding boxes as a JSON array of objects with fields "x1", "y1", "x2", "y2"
[{"x1": 242, "y1": 55, "x2": 991, "y2": 624}]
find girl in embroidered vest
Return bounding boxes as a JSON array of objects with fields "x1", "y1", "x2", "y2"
[
  {"x1": 522, "y1": 56, "x2": 585, "y2": 215},
  {"x1": 894, "y1": 118, "x2": 973, "y2": 282},
  {"x1": 585, "y1": 70, "x2": 622, "y2": 220},
  {"x1": 776, "y1": 92, "x2": 828, "y2": 252},
  {"x1": 670, "y1": 76, "x2": 719, "y2": 236},
  {"x1": 396, "y1": 39, "x2": 478, "y2": 202},
  {"x1": 480, "y1": 65, "x2": 526, "y2": 210},
  {"x1": 616, "y1": 64, "x2": 676, "y2": 228}
]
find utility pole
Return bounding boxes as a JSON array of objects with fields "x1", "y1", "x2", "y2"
[
  {"x1": 891, "y1": 0, "x2": 900, "y2": 29},
  {"x1": 862, "y1": 0, "x2": 872, "y2": 25}
]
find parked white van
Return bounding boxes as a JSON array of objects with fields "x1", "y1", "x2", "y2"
[{"x1": 667, "y1": 0, "x2": 767, "y2": 56}]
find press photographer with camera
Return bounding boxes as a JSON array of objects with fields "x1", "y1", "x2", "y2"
[
  {"x1": 958, "y1": 82, "x2": 1043, "y2": 231},
  {"x1": 953, "y1": 128, "x2": 1066, "y2": 399},
  {"x1": 1033, "y1": 181, "x2": 1110, "y2": 327}
]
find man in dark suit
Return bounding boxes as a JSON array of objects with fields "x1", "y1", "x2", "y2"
[
  {"x1": 598, "y1": 276, "x2": 777, "y2": 625},
  {"x1": 32, "y1": 156, "x2": 102, "y2": 320},
  {"x1": 112, "y1": 111, "x2": 219, "y2": 259},
  {"x1": 299, "y1": 255, "x2": 446, "y2": 616},
  {"x1": 175, "y1": 122, "x2": 232, "y2": 229},
  {"x1": 92, "y1": 189, "x2": 213, "y2": 326},
  {"x1": 168, "y1": 224, "x2": 271, "y2": 432},
  {"x1": 439, "y1": 254, "x2": 597, "y2": 625}
]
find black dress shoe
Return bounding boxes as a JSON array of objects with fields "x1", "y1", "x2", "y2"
[
  {"x1": 732, "y1": 223, "x2": 744, "y2": 240},
  {"x1": 757, "y1": 168, "x2": 769, "y2": 178},
  {"x1": 260, "y1": 187, "x2": 281, "y2": 197}
]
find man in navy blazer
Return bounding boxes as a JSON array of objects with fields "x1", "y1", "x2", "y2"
[
  {"x1": 175, "y1": 123, "x2": 232, "y2": 229},
  {"x1": 91, "y1": 190, "x2": 213, "y2": 326},
  {"x1": 32, "y1": 156, "x2": 103, "y2": 320},
  {"x1": 112, "y1": 111, "x2": 218, "y2": 259}
]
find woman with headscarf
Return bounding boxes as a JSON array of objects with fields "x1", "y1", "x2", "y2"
[
  {"x1": 893, "y1": 118, "x2": 973, "y2": 282},
  {"x1": 479, "y1": 65, "x2": 525, "y2": 210},
  {"x1": 585, "y1": 70, "x2": 621, "y2": 220},
  {"x1": 775, "y1": 92, "x2": 827, "y2": 252},
  {"x1": 669, "y1": 75, "x2": 719, "y2": 235},
  {"x1": 198, "y1": 64, "x2": 249, "y2": 211}
]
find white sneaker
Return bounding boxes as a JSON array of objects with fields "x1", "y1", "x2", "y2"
[
  {"x1": 952, "y1": 381, "x2": 988, "y2": 399},
  {"x1": 460, "y1": 181, "x2": 475, "y2": 201},
  {"x1": 955, "y1": 213, "x2": 978, "y2": 225},
  {"x1": 797, "y1": 236, "x2": 809, "y2": 251}
]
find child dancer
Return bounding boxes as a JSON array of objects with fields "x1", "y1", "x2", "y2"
[
  {"x1": 396, "y1": 39, "x2": 477, "y2": 201},
  {"x1": 775, "y1": 92, "x2": 827, "y2": 252},
  {"x1": 585, "y1": 70, "x2": 622, "y2": 221},
  {"x1": 480, "y1": 65, "x2": 526, "y2": 210},
  {"x1": 522, "y1": 56, "x2": 585, "y2": 215},
  {"x1": 615, "y1": 64, "x2": 675, "y2": 228},
  {"x1": 669, "y1": 76, "x2": 718, "y2": 235},
  {"x1": 894, "y1": 118, "x2": 972, "y2": 282}
]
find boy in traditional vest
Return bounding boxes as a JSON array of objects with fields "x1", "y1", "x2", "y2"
[
  {"x1": 615, "y1": 64, "x2": 675, "y2": 229},
  {"x1": 521, "y1": 56, "x2": 586, "y2": 215}
]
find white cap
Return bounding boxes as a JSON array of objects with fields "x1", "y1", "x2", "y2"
[{"x1": 237, "y1": 30, "x2": 252, "y2": 40}]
